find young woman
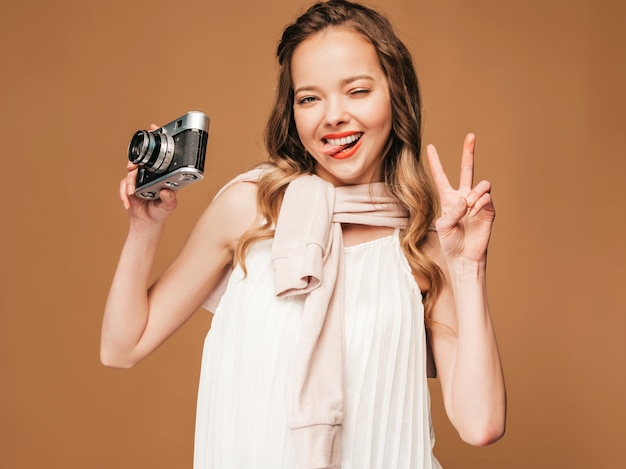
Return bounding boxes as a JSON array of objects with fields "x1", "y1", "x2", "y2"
[{"x1": 102, "y1": 1, "x2": 506, "y2": 467}]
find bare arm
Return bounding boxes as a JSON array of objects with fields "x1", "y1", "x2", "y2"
[
  {"x1": 100, "y1": 164, "x2": 258, "y2": 368},
  {"x1": 425, "y1": 134, "x2": 506, "y2": 446}
]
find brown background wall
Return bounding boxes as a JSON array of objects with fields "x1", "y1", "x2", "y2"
[{"x1": 1, "y1": 0, "x2": 624, "y2": 467}]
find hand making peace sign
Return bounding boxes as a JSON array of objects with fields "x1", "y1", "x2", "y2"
[{"x1": 426, "y1": 134, "x2": 495, "y2": 263}]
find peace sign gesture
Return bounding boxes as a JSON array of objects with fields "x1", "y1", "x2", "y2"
[{"x1": 426, "y1": 134, "x2": 495, "y2": 263}]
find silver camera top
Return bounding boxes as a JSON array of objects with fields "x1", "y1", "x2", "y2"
[{"x1": 154, "y1": 110, "x2": 209, "y2": 137}]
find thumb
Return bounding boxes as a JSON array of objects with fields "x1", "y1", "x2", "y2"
[
  {"x1": 158, "y1": 189, "x2": 178, "y2": 211},
  {"x1": 438, "y1": 197, "x2": 468, "y2": 232}
]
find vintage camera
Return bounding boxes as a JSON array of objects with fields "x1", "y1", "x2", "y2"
[{"x1": 128, "y1": 111, "x2": 209, "y2": 200}]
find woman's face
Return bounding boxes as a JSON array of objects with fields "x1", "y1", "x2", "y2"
[{"x1": 291, "y1": 28, "x2": 392, "y2": 186}]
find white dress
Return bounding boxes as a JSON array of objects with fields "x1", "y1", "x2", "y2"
[{"x1": 194, "y1": 231, "x2": 441, "y2": 468}]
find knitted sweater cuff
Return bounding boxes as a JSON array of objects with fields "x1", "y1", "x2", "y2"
[{"x1": 291, "y1": 423, "x2": 342, "y2": 469}]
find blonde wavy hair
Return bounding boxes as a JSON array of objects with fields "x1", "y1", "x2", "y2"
[{"x1": 235, "y1": 0, "x2": 444, "y2": 319}]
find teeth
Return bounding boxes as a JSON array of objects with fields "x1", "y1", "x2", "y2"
[{"x1": 325, "y1": 133, "x2": 362, "y2": 146}]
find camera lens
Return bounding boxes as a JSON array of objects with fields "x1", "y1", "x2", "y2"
[{"x1": 128, "y1": 130, "x2": 174, "y2": 174}]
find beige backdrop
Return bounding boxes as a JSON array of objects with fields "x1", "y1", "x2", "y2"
[{"x1": 1, "y1": 0, "x2": 624, "y2": 467}]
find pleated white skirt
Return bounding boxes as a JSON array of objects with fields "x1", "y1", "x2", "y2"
[{"x1": 194, "y1": 233, "x2": 441, "y2": 468}]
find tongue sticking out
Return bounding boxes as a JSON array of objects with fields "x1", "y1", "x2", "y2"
[
  {"x1": 319, "y1": 142, "x2": 349, "y2": 155},
  {"x1": 319, "y1": 136, "x2": 361, "y2": 156}
]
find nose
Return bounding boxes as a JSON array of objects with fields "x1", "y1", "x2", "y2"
[{"x1": 324, "y1": 97, "x2": 350, "y2": 127}]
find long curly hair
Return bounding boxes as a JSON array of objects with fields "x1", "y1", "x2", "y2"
[{"x1": 235, "y1": 0, "x2": 443, "y2": 318}]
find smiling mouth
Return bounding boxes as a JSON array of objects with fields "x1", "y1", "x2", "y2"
[{"x1": 319, "y1": 132, "x2": 363, "y2": 156}]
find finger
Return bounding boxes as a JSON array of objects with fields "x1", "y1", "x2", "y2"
[
  {"x1": 466, "y1": 179, "x2": 491, "y2": 208},
  {"x1": 158, "y1": 189, "x2": 178, "y2": 212},
  {"x1": 459, "y1": 133, "x2": 475, "y2": 191},
  {"x1": 125, "y1": 168, "x2": 138, "y2": 197},
  {"x1": 127, "y1": 161, "x2": 139, "y2": 171},
  {"x1": 119, "y1": 178, "x2": 131, "y2": 210},
  {"x1": 426, "y1": 144, "x2": 452, "y2": 193},
  {"x1": 149, "y1": 123, "x2": 159, "y2": 130},
  {"x1": 469, "y1": 192, "x2": 494, "y2": 218}
]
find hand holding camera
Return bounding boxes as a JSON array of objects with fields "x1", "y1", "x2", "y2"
[{"x1": 127, "y1": 111, "x2": 209, "y2": 200}]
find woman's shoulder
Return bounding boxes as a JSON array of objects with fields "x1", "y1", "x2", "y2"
[
  {"x1": 213, "y1": 176, "x2": 259, "y2": 221},
  {"x1": 190, "y1": 176, "x2": 260, "y2": 253},
  {"x1": 213, "y1": 177, "x2": 258, "y2": 208}
]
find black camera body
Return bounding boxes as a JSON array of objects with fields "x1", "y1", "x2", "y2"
[{"x1": 128, "y1": 111, "x2": 209, "y2": 200}]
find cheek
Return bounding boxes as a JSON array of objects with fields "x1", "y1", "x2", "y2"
[
  {"x1": 293, "y1": 109, "x2": 318, "y2": 147},
  {"x1": 365, "y1": 98, "x2": 393, "y2": 131},
  {"x1": 293, "y1": 109, "x2": 306, "y2": 135}
]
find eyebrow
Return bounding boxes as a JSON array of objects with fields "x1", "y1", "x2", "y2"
[{"x1": 293, "y1": 74, "x2": 375, "y2": 95}]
